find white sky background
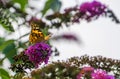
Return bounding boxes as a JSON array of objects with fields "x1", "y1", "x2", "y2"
[{"x1": 27, "y1": 0, "x2": 120, "y2": 61}]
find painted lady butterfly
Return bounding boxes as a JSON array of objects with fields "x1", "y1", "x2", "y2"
[{"x1": 29, "y1": 22, "x2": 51, "y2": 44}]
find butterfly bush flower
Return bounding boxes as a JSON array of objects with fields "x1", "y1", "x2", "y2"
[
  {"x1": 91, "y1": 69, "x2": 115, "y2": 79},
  {"x1": 79, "y1": 1, "x2": 106, "y2": 20},
  {"x1": 77, "y1": 67, "x2": 115, "y2": 79},
  {"x1": 25, "y1": 42, "x2": 51, "y2": 68}
]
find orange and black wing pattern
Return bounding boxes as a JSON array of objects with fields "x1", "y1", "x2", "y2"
[{"x1": 29, "y1": 22, "x2": 51, "y2": 44}]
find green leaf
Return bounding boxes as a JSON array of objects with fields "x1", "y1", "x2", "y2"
[
  {"x1": 0, "y1": 68, "x2": 10, "y2": 79},
  {"x1": 0, "y1": 22, "x2": 14, "y2": 32},
  {"x1": 3, "y1": 42, "x2": 17, "y2": 63},
  {"x1": 0, "y1": 40, "x2": 14, "y2": 51},
  {"x1": 0, "y1": 39, "x2": 17, "y2": 63},
  {"x1": 51, "y1": 0, "x2": 61, "y2": 12},
  {"x1": 13, "y1": 0, "x2": 28, "y2": 12},
  {"x1": 42, "y1": 0, "x2": 62, "y2": 16},
  {"x1": 41, "y1": 28, "x2": 48, "y2": 36},
  {"x1": 0, "y1": 37, "x2": 5, "y2": 46},
  {"x1": 18, "y1": 41, "x2": 27, "y2": 48}
]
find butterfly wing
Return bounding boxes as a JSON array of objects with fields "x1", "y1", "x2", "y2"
[
  {"x1": 44, "y1": 34, "x2": 51, "y2": 41},
  {"x1": 29, "y1": 30, "x2": 45, "y2": 44}
]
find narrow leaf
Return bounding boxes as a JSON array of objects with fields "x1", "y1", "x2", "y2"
[
  {"x1": 0, "y1": 68, "x2": 10, "y2": 79},
  {"x1": 42, "y1": 0, "x2": 62, "y2": 16},
  {"x1": 0, "y1": 37, "x2": 5, "y2": 45},
  {"x1": 0, "y1": 22, "x2": 14, "y2": 32},
  {"x1": 13, "y1": 0, "x2": 28, "y2": 12}
]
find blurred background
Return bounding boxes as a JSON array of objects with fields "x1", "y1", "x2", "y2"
[
  {"x1": 47, "y1": 0, "x2": 120, "y2": 60},
  {"x1": 0, "y1": 0, "x2": 120, "y2": 74}
]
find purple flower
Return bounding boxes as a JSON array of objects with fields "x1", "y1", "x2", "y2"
[
  {"x1": 79, "y1": 2, "x2": 91, "y2": 13},
  {"x1": 76, "y1": 67, "x2": 115, "y2": 79},
  {"x1": 79, "y1": 1, "x2": 106, "y2": 20},
  {"x1": 91, "y1": 69, "x2": 115, "y2": 79},
  {"x1": 25, "y1": 42, "x2": 51, "y2": 68}
]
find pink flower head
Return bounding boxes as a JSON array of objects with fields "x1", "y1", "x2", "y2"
[
  {"x1": 76, "y1": 67, "x2": 115, "y2": 79},
  {"x1": 25, "y1": 42, "x2": 51, "y2": 68},
  {"x1": 91, "y1": 69, "x2": 115, "y2": 79}
]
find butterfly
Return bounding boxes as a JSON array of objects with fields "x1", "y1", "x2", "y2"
[{"x1": 29, "y1": 22, "x2": 51, "y2": 44}]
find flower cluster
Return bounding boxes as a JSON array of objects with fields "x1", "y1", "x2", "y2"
[
  {"x1": 46, "y1": 1, "x2": 118, "y2": 28},
  {"x1": 79, "y1": 1, "x2": 106, "y2": 21},
  {"x1": 77, "y1": 67, "x2": 115, "y2": 79},
  {"x1": 12, "y1": 55, "x2": 119, "y2": 79},
  {"x1": 45, "y1": 1, "x2": 119, "y2": 29},
  {"x1": 10, "y1": 51, "x2": 34, "y2": 73},
  {"x1": 25, "y1": 42, "x2": 51, "y2": 68},
  {"x1": 92, "y1": 69, "x2": 115, "y2": 79},
  {"x1": 31, "y1": 61, "x2": 80, "y2": 79}
]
